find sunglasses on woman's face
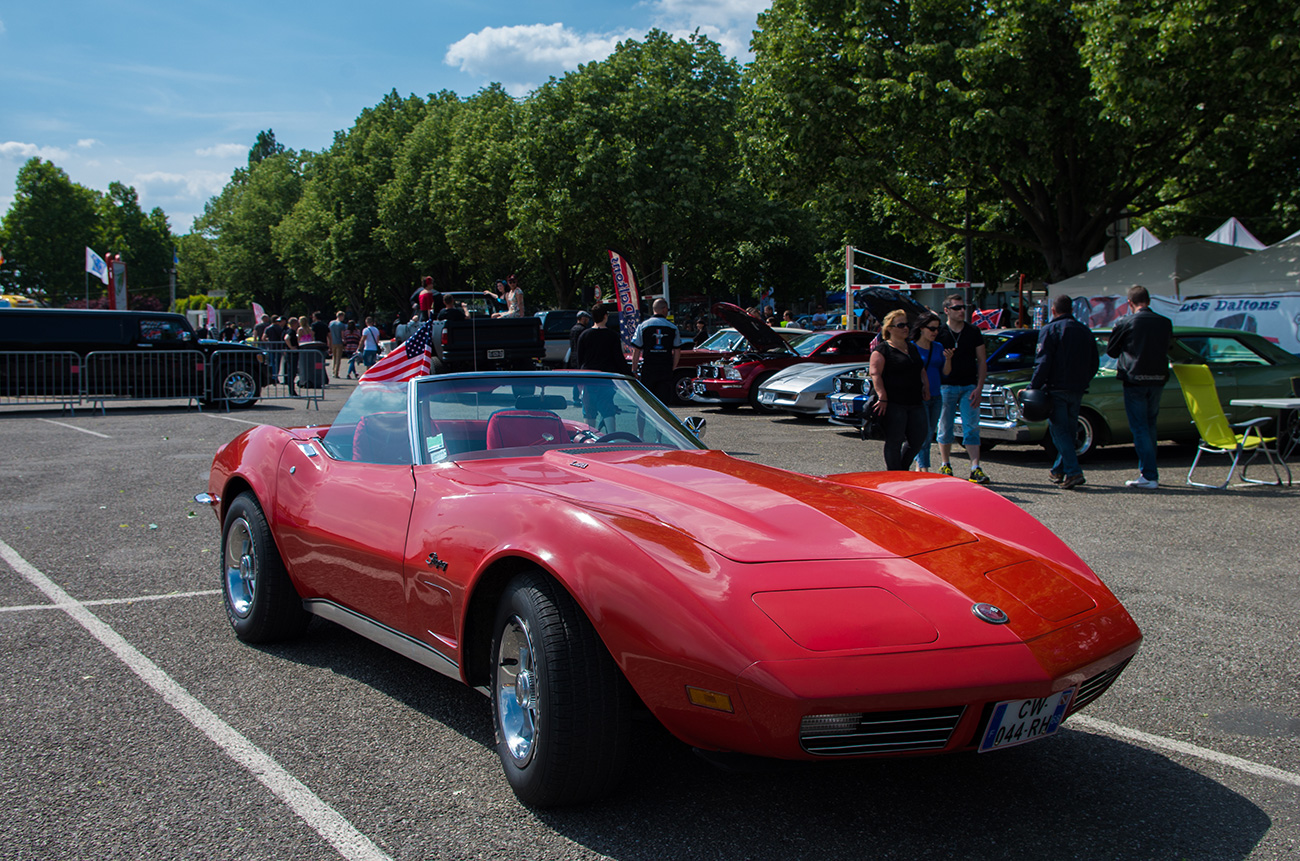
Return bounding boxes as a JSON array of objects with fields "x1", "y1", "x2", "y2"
[
  {"x1": 924, "y1": 324, "x2": 941, "y2": 331},
  {"x1": 891, "y1": 321, "x2": 909, "y2": 328}
]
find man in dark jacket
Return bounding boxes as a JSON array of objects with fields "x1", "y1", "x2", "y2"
[
  {"x1": 1031, "y1": 294, "x2": 1100, "y2": 489},
  {"x1": 1106, "y1": 284, "x2": 1173, "y2": 489}
]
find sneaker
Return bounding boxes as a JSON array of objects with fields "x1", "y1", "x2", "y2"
[
  {"x1": 1048, "y1": 470, "x2": 1064, "y2": 484},
  {"x1": 968, "y1": 466, "x2": 990, "y2": 484},
  {"x1": 1061, "y1": 473, "x2": 1087, "y2": 490},
  {"x1": 1125, "y1": 476, "x2": 1159, "y2": 489},
  {"x1": 939, "y1": 463, "x2": 954, "y2": 477}
]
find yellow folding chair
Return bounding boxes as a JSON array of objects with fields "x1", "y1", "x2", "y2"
[{"x1": 1171, "y1": 364, "x2": 1291, "y2": 488}]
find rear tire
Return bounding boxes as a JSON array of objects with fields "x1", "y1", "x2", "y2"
[
  {"x1": 490, "y1": 571, "x2": 632, "y2": 808},
  {"x1": 1040, "y1": 409, "x2": 1104, "y2": 461},
  {"x1": 221, "y1": 493, "x2": 309, "y2": 643},
  {"x1": 207, "y1": 367, "x2": 261, "y2": 409}
]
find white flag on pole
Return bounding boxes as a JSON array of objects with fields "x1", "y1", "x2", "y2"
[{"x1": 86, "y1": 247, "x2": 109, "y2": 285}]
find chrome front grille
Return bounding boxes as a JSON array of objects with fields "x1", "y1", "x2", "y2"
[
  {"x1": 800, "y1": 706, "x2": 966, "y2": 756},
  {"x1": 980, "y1": 385, "x2": 1011, "y2": 420},
  {"x1": 1068, "y1": 658, "x2": 1132, "y2": 715}
]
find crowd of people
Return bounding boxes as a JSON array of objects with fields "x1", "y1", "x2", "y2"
[{"x1": 865, "y1": 285, "x2": 1171, "y2": 489}]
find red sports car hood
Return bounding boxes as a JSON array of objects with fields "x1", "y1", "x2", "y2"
[{"x1": 459, "y1": 450, "x2": 976, "y2": 562}]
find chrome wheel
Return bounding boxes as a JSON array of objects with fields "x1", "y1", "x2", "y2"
[
  {"x1": 223, "y1": 516, "x2": 256, "y2": 619},
  {"x1": 221, "y1": 370, "x2": 258, "y2": 405},
  {"x1": 495, "y1": 615, "x2": 540, "y2": 766}
]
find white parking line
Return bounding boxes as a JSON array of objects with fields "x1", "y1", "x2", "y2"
[
  {"x1": 205, "y1": 414, "x2": 265, "y2": 426},
  {"x1": 0, "y1": 538, "x2": 392, "y2": 861},
  {"x1": 38, "y1": 419, "x2": 111, "y2": 438},
  {"x1": 1070, "y1": 715, "x2": 1300, "y2": 788},
  {"x1": 0, "y1": 589, "x2": 220, "y2": 613}
]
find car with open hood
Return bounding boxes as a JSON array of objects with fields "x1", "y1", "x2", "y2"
[
  {"x1": 690, "y1": 303, "x2": 877, "y2": 412},
  {"x1": 664, "y1": 324, "x2": 811, "y2": 404},
  {"x1": 197, "y1": 369, "x2": 1141, "y2": 808}
]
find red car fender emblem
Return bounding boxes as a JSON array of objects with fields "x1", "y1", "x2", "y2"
[
  {"x1": 972, "y1": 603, "x2": 1009, "y2": 624},
  {"x1": 425, "y1": 552, "x2": 449, "y2": 572}
]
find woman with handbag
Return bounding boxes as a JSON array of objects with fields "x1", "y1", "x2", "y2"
[{"x1": 869, "y1": 309, "x2": 930, "y2": 471}]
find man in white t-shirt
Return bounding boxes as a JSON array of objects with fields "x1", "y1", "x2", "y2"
[{"x1": 360, "y1": 317, "x2": 381, "y2": 368}]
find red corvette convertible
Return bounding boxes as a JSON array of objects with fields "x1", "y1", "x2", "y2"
[{"x1": 198, "y1": 370, "x2": 1140, "y2": 807}]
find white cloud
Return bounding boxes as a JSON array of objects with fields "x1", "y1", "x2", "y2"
[
  {"x1": 0, "y1": 141, "x2": 69, "y2": 162},
  {"x1": 445, "y1": 23, "x2": 638, "y2": 96},
  {"x1": 135, "y1": 170, "x2": 230, "y2": 201},
  {"x1": 650, "y1": 0, "x2": 771, "y2": 57},
  {"x1": 76, "y1": 138, "x2": 99, "y2": 149},
  {"x1": 195, "y1": 143, "x2": 247, "y2": 159}
]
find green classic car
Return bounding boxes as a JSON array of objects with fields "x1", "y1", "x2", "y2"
[{"x1": 969, "y1": 327, "x2": 1300, "y2": 458}]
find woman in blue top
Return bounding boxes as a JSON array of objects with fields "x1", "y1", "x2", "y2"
[{"x1": 911, "y1": 312, "x2": 951, "y2": 471}]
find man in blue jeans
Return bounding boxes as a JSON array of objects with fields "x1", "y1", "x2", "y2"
[
  {"x1": 936, "y1": 294, "x2": 991, "y2": 483},
  {"x1": 1031, "y1": 294, "x2": 1100, "y2": 489},
  {"x1": 1106, "y1": 284, "x2": 1173, "y2": 489}
]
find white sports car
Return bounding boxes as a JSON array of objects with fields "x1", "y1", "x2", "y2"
[{"x1": 755, "y1": 360, "x2": 871, "y2": 417}]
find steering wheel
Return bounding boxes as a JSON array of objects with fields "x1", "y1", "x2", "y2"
[{"x1": 594, "y1": 431, "x2": 641, "y2": 444}]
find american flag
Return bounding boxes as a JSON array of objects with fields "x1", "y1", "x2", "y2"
[{"x1": 360, "y1": 318, "x2": 434, "y2": 384}]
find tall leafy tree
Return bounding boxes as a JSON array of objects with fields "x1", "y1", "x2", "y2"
[
  {"x1": 0, "y1": 159, "x2": 100, "y2": 304},
  {"x1": 192, "y1": 144, "x2": 306, "y2": 313},
  {"x1": 376, "y1": 91, "x2": 464, "y2": 288},
  {"x1": 511, "y1": 30, "x2": 751, "y2": 305},
  {"x1": 274, "y1": 90, "x2": 428, "y2": 318},
  {"x1": 96, "y1": 181, "x2": 174, "y2": 302},
  {"x1": 747, "y1": 0, "x2": 1300, "y2": 282}
]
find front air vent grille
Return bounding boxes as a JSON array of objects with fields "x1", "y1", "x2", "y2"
[
  {"x1": 1068, "y1": 658, "x2": 1132, "y2": 715},
  {"x1": 800, "y1": 706, "x2": 966, "y2": 756}
]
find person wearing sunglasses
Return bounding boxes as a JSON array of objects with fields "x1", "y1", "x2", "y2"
[
  {"x1": 935, "y1": 294, "x2": 991, "y2": 483},
  {"x1": 911, "y1": 312, "x2": 951, "y2": 471},
  {"x1": 869, "y1": 309, "x2": 930, "y2": 470}
]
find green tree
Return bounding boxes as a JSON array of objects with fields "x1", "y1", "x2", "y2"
[
  {"x1": 96, "y1": 181, "x2": 174, "y2": 304},
  {"x1": 0, "y1": 159, "x2": 100, "y2": 304},
  {"x1": 747, "y1": 0, "x2": 1300, "y2": 282},
  {"x1": 274, "y1": 90, "x2": 428, "y2": 318},
  {"x1": 510, "y1": 30, "x2": 752, "y2": 306},
  {"x1": 192, "y1": 145, "x2": 306, "y2": 313},
  {"x1": 376, "y1": 91, "x2": 464, "y2": 288}
]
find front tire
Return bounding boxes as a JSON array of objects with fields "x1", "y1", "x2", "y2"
[
  {"x1": 490, "y1": 571, "x2": 632, "y2": 808},
  {"x1": 209, "y1": 367, "x2": 260, "y2": 408},
  {"x1": 221, "y1": 493, "x2": 309, "y2": 643},
  {"x1": 671, "y1": 370, "x2": 696, "y2": 405},
  {"x1": 1041, "y1": 408, "x2": 1104, "y2": 461}
]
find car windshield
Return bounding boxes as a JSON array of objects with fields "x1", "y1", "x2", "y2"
[
  {"x1": 697, "y1": 329, "x2": 745, "y2": 352},
  {"x1": 792, "y1": 332, "x2": 837, "y2": 356},
  {"x1": 319, "y1": 372, "x2": 705, "y2": 465}
]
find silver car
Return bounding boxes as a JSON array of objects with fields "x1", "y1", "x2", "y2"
[{"x1": 755, "y1": 360, "x2": 871, "y2": 417}]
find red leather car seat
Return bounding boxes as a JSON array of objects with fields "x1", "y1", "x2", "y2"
[
  {"x1": 352, "y1": 412, "x2": 411, "y2": 464},
  {"x1": 485, "y1": 410, "x2": 567, "y2": 449}
]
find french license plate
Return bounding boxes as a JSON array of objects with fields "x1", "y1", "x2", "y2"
[
  {"x1": 487, "y1": 349, "x2": 505, "y2": 360},
  {"x1": 759, "y1": 391, "x2": 776, "y2": 404},
  {"x1": 694, "y1": 381, "x2": 706, "y2": 395},
  {"x1": 978, "y1": 688, "x2": 1075, "y2": 753},
  {"x1": 830, "y1": 400, "x2": 852, "y2": 417}
]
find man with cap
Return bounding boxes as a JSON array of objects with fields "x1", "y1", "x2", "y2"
[{"x1": 567, "y1": 309, "x2": 592, "y2": 368}]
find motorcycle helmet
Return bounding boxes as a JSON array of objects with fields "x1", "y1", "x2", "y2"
[{"x1": 1019, "y1": 388, "x2": 1052, "y2": 422}]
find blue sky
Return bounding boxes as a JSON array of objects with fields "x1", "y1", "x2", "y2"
[{"x1": 0, "y1": 1, "x2": 769, "y2": 234}]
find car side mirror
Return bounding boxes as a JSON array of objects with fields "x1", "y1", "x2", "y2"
[{"x1": 682, "y1": 415, "x2": 706, "y2": 440}]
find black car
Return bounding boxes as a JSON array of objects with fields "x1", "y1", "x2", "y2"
[{"x1": 0, "y1": 308, "x2": 271, "y2": 407}]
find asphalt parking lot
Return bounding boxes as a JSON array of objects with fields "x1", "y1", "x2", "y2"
[{"x1": 1, "y1": 382, "x2": 1296, "y2": 860}]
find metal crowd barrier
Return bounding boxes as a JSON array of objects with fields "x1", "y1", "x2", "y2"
[
  {"x1": 82, "y1": 349, "x2": 208, "y2": 413},
  {"x1": 0, "y1": 347, "x2": 332, "y2": 414},
  {"x1": 0, "y1": 351, "x2": 83, "y2": 414},
  {"x1": 236, "y1": 343, "x2": 329, "y2": 411}
]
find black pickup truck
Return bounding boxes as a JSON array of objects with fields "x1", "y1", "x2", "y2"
[{"x1": 429, "y1": 315, "x2": 545, "y2": 373}]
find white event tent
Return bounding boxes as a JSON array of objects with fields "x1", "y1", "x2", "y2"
[
  {"x1": 1048, "y1": 236, "x2": 1253, "y2": 301},
  {"x1": 1177, "y1": 232, "x2": 1300, "y2": 296}
]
